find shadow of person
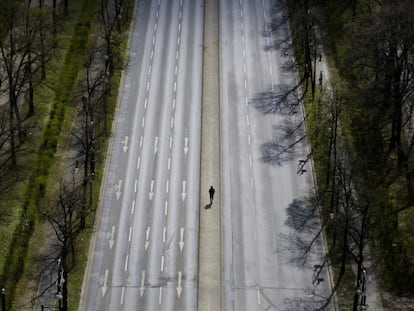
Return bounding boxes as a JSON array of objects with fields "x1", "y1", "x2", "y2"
[{"x1": 205, "y1": 203, "x2": 212, "y2": 209}]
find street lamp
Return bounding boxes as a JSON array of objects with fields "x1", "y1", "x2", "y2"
[
  {"x1": 356, "y1": 268, "x2": 368, "y2": 310},
  {"x1": 1, "y1": 288, "x2": 5, "y2": 311},
  {"x1": 56, "y1": 259, "x2": 65, "y2": 311}
]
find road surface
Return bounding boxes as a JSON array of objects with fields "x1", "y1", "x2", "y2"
[
  {"x1": 219, "y1": 0, "x2": 333, "y2": 310},
  {"x1": 79, "y1": 0, "x2": 204, "y2": 310}
]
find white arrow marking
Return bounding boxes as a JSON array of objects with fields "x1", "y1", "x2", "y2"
[
  {"x1": 139, "y1": 270, "x2": 146, "y2": 297},
  {"x1": 145, "y1": 227, "x2": 150, "y2": 251},
  {"x1": 122, "y1": 136, "x2": 128, "y2": 153},
  {"x1": 179, "y1": 227, "x2": 184, "y2": 251},
  {"x1": 107, "y1": 226, "x2": 115, "y2": 249},
  {"x1": 154, "y1": 136, "x2": 159, "y2": 154},
  {"x1": 184, "y1": 137, "x2": 189, "y2": 155},
  {"x1": 181, "y1": 181, "x2": 187, "y2": 201},
  {"x1": 177, "y1": 271, "x2": 183, "y2": 298},
  {"x1": 101, "y1": 269, "x2": 109, "y2": 297},
  {"x1": 149, "y1": 180, "x2": 154, "y2": 200},
  {"x1": 146, "y1": 227, "x2": 151, "y2": 240},
  {"x1": 115, "y1": 180, "x2": 122, "y2": 200}
]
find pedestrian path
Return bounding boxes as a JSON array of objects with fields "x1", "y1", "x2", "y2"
[{"x1": 198, "y1": 0, "x2": 221, "y2": 310}]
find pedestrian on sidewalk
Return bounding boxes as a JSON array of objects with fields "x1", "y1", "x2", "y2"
[{"x1": 209, "y1": 186, "x2": 215, "y2": 204}]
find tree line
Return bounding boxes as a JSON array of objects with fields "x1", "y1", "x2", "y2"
[{"x1": 0, "y1": 0, "x2": 133, "y2": 310}]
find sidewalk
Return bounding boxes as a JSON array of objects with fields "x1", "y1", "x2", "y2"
[{"x1": 197, "y1": 0, "x2": 221, "y2": 310}]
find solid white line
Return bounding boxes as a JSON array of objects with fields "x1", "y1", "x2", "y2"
[
  {"x1": 131, "y1": 200, "x2": 135, "y2": 214},
  {"x1": 160, "y1": 255, "x2": 164, "y2": 271},
  {"x1": 128, "y1": 227, "x2": 132, "y2": 242},
  {"x1": 134, "y1": 180, "x2": 137, "y2": 192},
  {"x1": 124, "y1": 254, "x2": 129, "y2": 271},
  {"x1": 120, "y1": 286, "x2": 125, "y2": 304}
]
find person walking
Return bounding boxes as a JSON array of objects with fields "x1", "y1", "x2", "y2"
[{"x1": 209, "y1": 186, "x2": 215, "y2": 204}]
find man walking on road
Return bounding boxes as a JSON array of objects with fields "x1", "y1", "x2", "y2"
[{"x1": 209, "y1": 186, "x2": 215, "y2": 204}]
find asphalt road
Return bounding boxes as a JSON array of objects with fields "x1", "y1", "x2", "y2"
[
  {"x1": 219, "y1": 0, "x2": 333, "y2": 310},
  {"x1": 80, "y1": 0, "x2": 333, "y2": 310},
  {"x1": 79, "y1": 0, "x2": 204, "y2": 310}
]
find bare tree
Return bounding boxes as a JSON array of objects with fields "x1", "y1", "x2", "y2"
[{"x1": 43, "y1": 181, "x2": 85, "y2": 311}]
